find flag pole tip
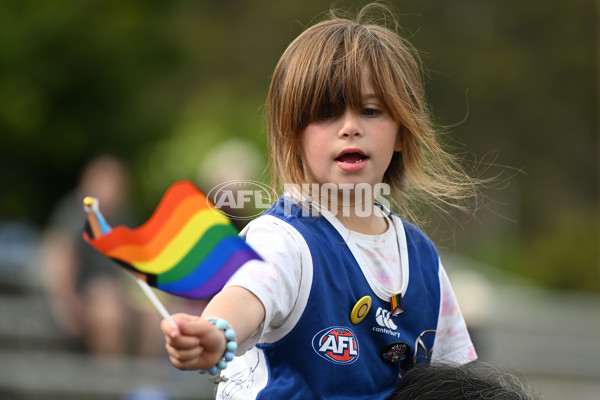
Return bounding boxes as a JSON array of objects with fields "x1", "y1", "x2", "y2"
[{"x1": 83, "y1": 196, "x2": 95, "y2": 207}]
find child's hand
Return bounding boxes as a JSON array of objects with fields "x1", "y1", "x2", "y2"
[{"x1": 161, "y1": 313, "x2": 226, "y2": 371}]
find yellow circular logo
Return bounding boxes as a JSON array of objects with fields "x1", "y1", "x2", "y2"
[{"x1": 350, "y1": 296, "x2": 372, "y2": 324}]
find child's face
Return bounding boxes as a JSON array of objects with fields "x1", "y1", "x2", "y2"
[{"x1": 299, "y1": 76, "x2": 401, "y2": 193}]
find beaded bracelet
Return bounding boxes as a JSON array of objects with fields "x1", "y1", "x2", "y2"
[{"x1": 198, "y1": 318, "x2": 238, "y2": 375}]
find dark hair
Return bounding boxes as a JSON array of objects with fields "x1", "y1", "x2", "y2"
[{"x1": 388, "y1": 363, "x2": 539, "y2": 400}]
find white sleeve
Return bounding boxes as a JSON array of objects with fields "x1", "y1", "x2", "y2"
[
  {"x1": 224, "y1": 216, "x2": 302, "y2": 352},
  {"x1": 431, "y1": 262, "x2": 478, "y2": 364}
]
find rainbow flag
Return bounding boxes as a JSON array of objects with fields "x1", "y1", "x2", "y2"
[{"x1": 83, "y1": 180, "x2": 262, "y2": 299}]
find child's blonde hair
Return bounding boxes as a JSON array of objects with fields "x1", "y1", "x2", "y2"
[{"x1": 267, "y1": 4, "x2": 479, "y2": 223}]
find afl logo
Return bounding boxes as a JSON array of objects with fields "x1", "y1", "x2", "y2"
[{"x1": 312, "y1": 326, "x2": 359, "y2": 365}]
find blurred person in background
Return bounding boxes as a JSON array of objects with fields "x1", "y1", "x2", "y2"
[
  {"x1": 42, "y1": 154, "x2": 164, "y2": 356},
  {"x1": 197, "y1": 139, "x2": 266, "y2": 231}
]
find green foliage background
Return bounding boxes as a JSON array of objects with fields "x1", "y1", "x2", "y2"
[{"x1": 1, "y1": 0, "x2": 597, "y2": 291}]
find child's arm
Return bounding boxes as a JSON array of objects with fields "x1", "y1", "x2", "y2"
[{"x1": 161, "y1": 285, "x2": 265, "y2": 371}]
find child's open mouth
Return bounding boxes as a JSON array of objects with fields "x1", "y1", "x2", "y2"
[
  {"x1": 335, "y1": 153, "x2": 368, "y2": 163},
  {"x1": 335, "y1": 150, "x2": 369, "y2": 172}
]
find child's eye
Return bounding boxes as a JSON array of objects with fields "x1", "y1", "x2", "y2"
[
  {"x1": 314, "y1": 112, "x2": 336, "y2": 122},
  {"x1": 316, "y1": 107, "x2": 341, "y2": 121},
  {"x1": 363, "y1": 107, "x2": 380, "y2": 116}
]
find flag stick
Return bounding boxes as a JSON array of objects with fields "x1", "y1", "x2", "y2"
[{"x1": 132, "y1": 275, "x2": 179, "y2": 332}]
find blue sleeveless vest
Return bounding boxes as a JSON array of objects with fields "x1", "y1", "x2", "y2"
[{"x1": 252, "y1": 199, "x2": 441, "y2": 399}]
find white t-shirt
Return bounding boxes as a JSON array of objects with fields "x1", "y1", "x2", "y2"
[{"x1": 225, "y1": 208, "x2": 476, "y2": 364}]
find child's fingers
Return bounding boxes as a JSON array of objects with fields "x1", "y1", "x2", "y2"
[
  {"x1": 166, "y1": 334, "x2": 201, "y2": 350},
  {"x1": 169, "y1": 354, "x2": 203, "y2": 371},
  {"x1": 161, "y1": 313, "x2": 201, "y2": 339},
  {"x1": 160, "y1": 318, "x2": 180, "y2": 339},
  {"x1": 166, "y1": 343, "x2": 203, "y2": 363}
]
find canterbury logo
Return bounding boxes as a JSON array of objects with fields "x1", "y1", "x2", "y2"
[{"x1": 375, "y1": 307, "x2": 397, "y2": 330}]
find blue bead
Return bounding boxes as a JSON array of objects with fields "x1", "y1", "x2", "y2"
[
  {"x1": 224, "y1": 351, "x2": 234, "y2": 362},
  {"x1": 215, "y1": 319, "x2": 227, "y2": 330},
  {"x1": 208, "y1": 366, "x2": 219, "y2": 375},
  {"x1": 225, "y1": 328, "x2": 236, "y2": 341},
  {"x1": 227, "y1": 341, "x2": 238, "y2": 352}
]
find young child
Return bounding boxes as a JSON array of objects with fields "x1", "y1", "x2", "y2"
[{"x1": 162, "y1": 5, "x2": 479, "y2": 399}]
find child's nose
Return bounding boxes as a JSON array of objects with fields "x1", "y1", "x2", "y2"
[{"x1": 338, "y1": 109, "x2": 362, "y2": 138}]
